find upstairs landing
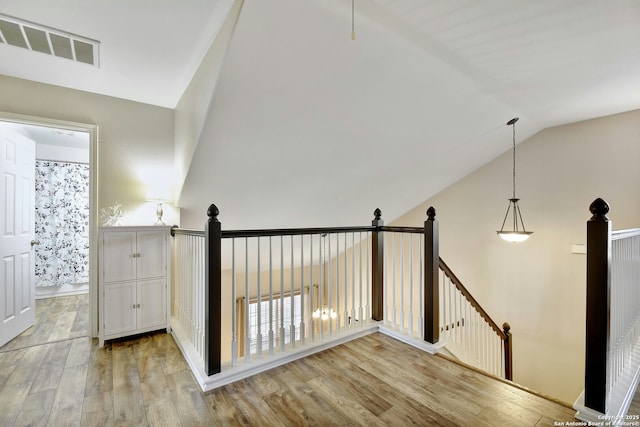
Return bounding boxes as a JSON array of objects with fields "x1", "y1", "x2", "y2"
[{"x1": 0, "y1": 295, "x2": 581, "y2": 426}]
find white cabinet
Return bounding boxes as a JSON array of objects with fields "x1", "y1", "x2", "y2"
[{"x1": 99, "y1": 226, "x2": 170, "y2": 346}]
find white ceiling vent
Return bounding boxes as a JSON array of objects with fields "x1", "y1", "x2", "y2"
[{"x1": 0, "y1": 14, "x2": 99, "y2": 67}]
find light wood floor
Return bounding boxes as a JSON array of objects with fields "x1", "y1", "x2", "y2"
[
  {"x1": 0, "y1": 294, "x2": 88, "y2": 353},
  {"x1": 0, "y1": 295, "x2": 616, "y2": 426}
]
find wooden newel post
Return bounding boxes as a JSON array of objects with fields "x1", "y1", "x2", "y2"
[
  {"x1": 371, "y1": 208, "x2": 384, "y2": 321},
  {"x1": 424, "y1": 206, "x2": 439, "y2": 344},
  {"x1": 503, "y1": 322, "x2": 513, "y2": 381},
  {"x1": 584, "y1": 197, "x2": 611, "y2": 413},
  {"x1": 205, "y1": 203, "x2": 222, "y2": 375}
]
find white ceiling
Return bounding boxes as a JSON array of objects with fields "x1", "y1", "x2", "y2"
[
  {"x1": 1, "y1": 0, "x2": 636, "y2": 116},
  {"x1": 0, "y1": 0, "x2": 236, "y2": 108},
  {"x1": 2, "y1": 0, "x2": 639, "y2": 227}
]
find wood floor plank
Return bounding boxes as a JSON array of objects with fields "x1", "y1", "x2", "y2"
[
  {"x1": 379, "y1": 404, "x2": 456, "y2": 427},
  {"x1": 246, "y1": 371, "x2": 283, "y2": 397},
  {"x1": 307, "y1": 374, "x2": 388, "y2": 427},
  {"x1": 341, "y1": 339, "x2": 475, "y2": 413},
  {"x1": 476, "y1": 405, "x2": 527, "y2": 427},
  {"x1": 0, "y1": 347, "x2": 28, "y2": 388},
  {"x1": 29, "y1": 340, "x2": 72, "y2": 394},
  {"x1": 321, "y1": 346, "x2": 458, "y2": 426},
  {"x1": 70, "y1": 297, "x2": 90, "y2": 335},
  {"x1": 274, "y1": 353, "x2": 321, "y2": 383},
  {"x1": 0, "y1": 295, "x2": 585, "y2": 426},
  {"x1": 48, "y1": 364, "x2": 88, "y2": 427},
  {"x1": 223, "y1": 380, "x2": 289, "y2": 427},
  {"x1": 111, "y1": 341, "x2": 147, "y2": 425},
  {"x1": 136, "y1": 340, "x2": 182, "y2": 427},
  {"x1": 151, "y1": 332, "x2": 187, "y2": 376},
  {"x1": 144, "y1": 395, "x2": 182, "y2": 427},
  {"x1": 66, "y1": 337, "x2": 92, "y2": 368},
  {"x1": 456, "y1": 369, "x2": 575, "y2": 421},
  {"x1": 49, "y1": 310, "x2": 78, "y2": 342},
  {"x1": 305, "y1": 350, "x2": 393, "y2": 417},
  {"x1": 6, "y1": 344, "x2": 49, "y2": 386},
  {"x1": 0, "y1": 380, "x2": 31, "y2": 425},
  {"x1": 85, "y1": 341, "x2": 113, "y2": 397},
  {"x1": 351, "y1": 357, "x2": 480, "y2": 425},
  {"x1": 80, "y1": 391, "x2": 114, "y2": 427},
  {"x1": 12, "y1": 388, "x2": 57, "y2": 427},
  {"x1": 165, "y1": 369, "x2": 211, "y2": 426},
  {"x1": 359, "y1": 336, "x2": 552, "y2": 425},
  {"x1": 205, "y1": 386, "x2": 253, "y2": 426},
  {"x1": 271, "y1": 368, "x2": 354, "y2": 427},
  {"x1": 261, "y1": 389, "x2": 313, "y2": 427}
]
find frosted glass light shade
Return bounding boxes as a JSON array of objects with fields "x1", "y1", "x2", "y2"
[{"x1": 497, "y1": 231, "x2": 533, "y2": 243}]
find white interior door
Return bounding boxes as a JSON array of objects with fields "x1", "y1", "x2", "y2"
[{"x1": 0, "y1": 127, "x2": 36, "y2": 347}]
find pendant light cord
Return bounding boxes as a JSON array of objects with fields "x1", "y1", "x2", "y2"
[
  {"x1": 352, "y1": 0, "x2": 356, "y2": 40},
  {"x1": 512, "y1": 120, "x2": 516, "y2": 199}
]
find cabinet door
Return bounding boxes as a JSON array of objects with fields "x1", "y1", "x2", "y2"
[
  {"x1": 103, "y1": 282, "x2": 136, "y2": 336},
  {"x1": 102, "y1": 231, "x2": 137, "y2": 283},
  {"x1": 137, "y1": 279, "x2": 167, "y2": 330},
  {"x1": 136, "y1": 231, "x2": 167, "y2": 279}
]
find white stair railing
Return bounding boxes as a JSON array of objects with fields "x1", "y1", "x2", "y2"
[
  {"x1": 171, "y1": 205, "x2": 513, "y2": 391},
  {"x1": 171, "y1": 228, "x2": 206, "y2": 366}
]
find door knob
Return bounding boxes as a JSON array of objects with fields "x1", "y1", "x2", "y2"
[{"x1": 30, "y1": 240, "x2": 40, "y2": 246}]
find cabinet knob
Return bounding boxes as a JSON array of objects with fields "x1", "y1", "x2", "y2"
[{"x1": 133, "y1": 304, "x2": 136, "y2": 309}]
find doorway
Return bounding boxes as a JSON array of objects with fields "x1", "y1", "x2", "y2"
[{"x1": 0, "y1": 112, "x2": 98, "y2": 347}]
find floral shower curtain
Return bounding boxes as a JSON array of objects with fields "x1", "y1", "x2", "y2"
[{"x1": 34, "y1": 160, "x2": 90, "y2": 287}]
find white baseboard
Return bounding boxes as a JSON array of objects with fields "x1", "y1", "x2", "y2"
[
  {"x1": 35, "y1": 283, "x2": 89, "y2": 299},
  {"x1": 377, "y1": 323, "x2": 445, "y2": 355}
]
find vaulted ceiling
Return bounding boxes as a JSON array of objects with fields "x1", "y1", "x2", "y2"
[{"x1": 2, "y1": 0, "x2": 639, "y2": 227}]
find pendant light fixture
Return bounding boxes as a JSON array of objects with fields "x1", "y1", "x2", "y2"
[{"x1": 497, "y1": 117, "x2": 533, "y2": 242}]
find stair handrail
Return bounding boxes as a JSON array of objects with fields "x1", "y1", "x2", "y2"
[
  {"x1": 438, "y1": 257, "x2": 513, "y2": 379},
  {"x1": 439, "y1": 258, "x2": 506, "y2": 338}
]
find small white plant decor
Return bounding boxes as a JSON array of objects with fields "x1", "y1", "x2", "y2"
[{"x1": 100, "y1": 202, "x2": 127, "y2": 226}]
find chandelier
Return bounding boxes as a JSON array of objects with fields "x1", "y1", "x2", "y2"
[{"x1": 312, "y1": 305, "x2": 338, "y2": 321}]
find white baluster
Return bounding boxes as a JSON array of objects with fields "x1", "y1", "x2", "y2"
[
  {"x1": 300, "y1": 235, "x2": 306, "y2": 344},
  {"x1": 268, "y1": 236, "x2": 274, "y2": 354},
  {"x1": 359, "y1": 232, "x2": 364, "y2": 328},
  {"x1": 231, "y1": 238, "x2": 237, "y2": 366},
  {"x1": 256, "y1": 237, "x2": 262, "y2": 356},
  {"x1": 290, "y1": 235, "x2": 295, "y2": 349}
]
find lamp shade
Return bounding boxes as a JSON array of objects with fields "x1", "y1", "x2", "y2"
[
  {"x1": 147, "y1": 190, "x2": 172, "y2": 203},
  {"x1": 497, "y1": 231, "x2": 533, "y2": 242}
]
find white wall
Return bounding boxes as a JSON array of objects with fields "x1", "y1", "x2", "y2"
[
  {"x1": 0, "y1": 75, "x2": 179, "y2": 226},
  {"x1": 393, "y1": 109, "x2": 640, "y2": 403},
  {"x1": 36, "y1": 143, "x2": 88, "y2": 164},
  {"x1": 174, "y1": 0, "x2": 243, "y2": 201}
]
